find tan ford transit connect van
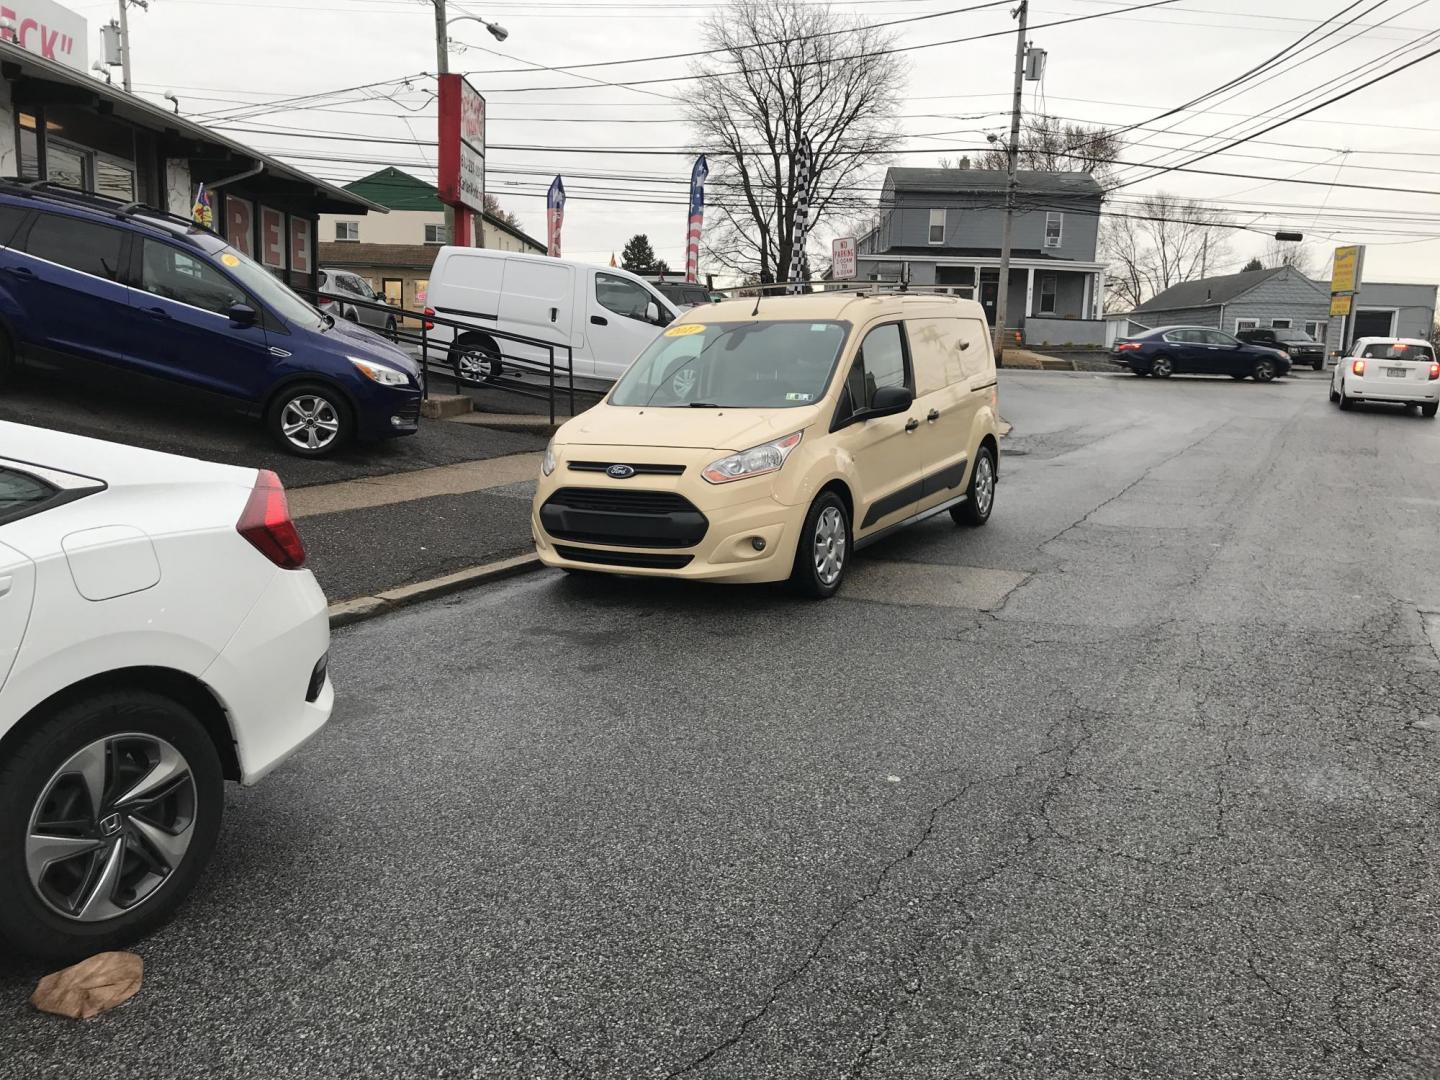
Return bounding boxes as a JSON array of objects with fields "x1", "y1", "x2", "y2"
[{"x1": 531, "y1": 292, "x2": 1001, "y2": 597}]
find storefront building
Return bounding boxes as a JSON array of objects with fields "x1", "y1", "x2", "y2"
[{"x1": 0, "y1": 27, "x2": 381, "y2": 295}]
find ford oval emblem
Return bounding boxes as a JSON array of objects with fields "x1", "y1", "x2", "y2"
[{"x1": 606, "y1": 464, "x2": 636, "y2": 479}]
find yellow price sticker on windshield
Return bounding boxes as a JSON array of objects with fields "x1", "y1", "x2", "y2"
[
  {"x1": 220, "y1": 253, "x2": 240, "y2": 267},
  {"x1": 664, "y1": 323, "x2": 705, "y2": 337}
]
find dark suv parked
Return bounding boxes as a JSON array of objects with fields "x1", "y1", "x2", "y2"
[
  {"x1": 1236, "y1": 327, "x2": 1326, "y2": 370},
  {"x1": 0, "y1": 183, "x2": 421, "y2": 457}
]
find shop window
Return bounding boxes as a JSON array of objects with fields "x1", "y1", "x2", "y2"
[
  {"x1": 24, "y1": 214, "x2": 124, "y2": 281},
  {"x1": 94, "y1": 158, "x2": 135, "y2": 201},
  {"x1": 424, "y1": 223, "x2": 448, "y2": 245},
  {"x1": 1270, "y1": 318, "x2": 1291, "y2": 329},
  {"x1": 46, "y1": 140, "x2": 86, "y2": 191},
  {"x1": 17, "y1": 113, "x2": 39, "y2": 181},
  {"x1": 1039, "y1": 273, "x2": 1057, "y2": 314},
  {"x1": 334, "y1": 221, "x2": 359, "y2": 242},
  {"x1": 140, "y1": 240, "x2": 246, "y2": 315}
]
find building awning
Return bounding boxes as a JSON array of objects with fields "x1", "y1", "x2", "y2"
[{"x1": 0, "y1": 39, "x2": 384, "y2": 215}]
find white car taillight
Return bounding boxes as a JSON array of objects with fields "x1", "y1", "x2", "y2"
[{"x1": 237, "y1": 469, "x2": 307, "y2": 569}]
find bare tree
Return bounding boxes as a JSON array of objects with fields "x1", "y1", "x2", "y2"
[
  {"x1": 975, "y1": 114, "x2": 1125, "y2": 184},
  {"x1": 1100, "y1": 193, "x2": 1233, "y2": 311},
  {"x1": 482, "y1": 193, "x2": 520, "y2": 229},
  {"x1": 686, "y1": 0, "x2": 905, "y2": 284},
  {"x1": 1261, "y1": 237, "x2": 1317, "y2": 277}
]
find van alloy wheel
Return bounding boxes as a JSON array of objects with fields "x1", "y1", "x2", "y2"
[
  {"x1": 280, "y1": 394, "x2": 341, "y2": 451},
  {"x1": 972, "y1": 453, "x2": 995, "y2": 518},
  {"x1": 813, "y1": 506, "x2": 847, "y2": 586},
  {"x1": 26, "y1": 734, "x2": 196, "y2": 923}
]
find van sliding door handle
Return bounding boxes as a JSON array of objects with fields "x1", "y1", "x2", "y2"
[
  {"x1": 905, "y1": 418, "x2": 920, "y2": 432},
  {"x1": 590, "y1": 315, "x2": 608, "y2": 326},
  {"x1": 927, "y1": 409, "x2": 941, "y2": 422}
]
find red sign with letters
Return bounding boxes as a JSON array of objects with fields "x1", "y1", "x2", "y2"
[
  {"x1": 289, "y1": 217, "x2": 312, "y2": 274},
  {"x1": 260, "y1": 206, "x2": 283, "y2": 268},
  {"x1": 437, "y1": 73, "x2": 485, "y2": 217},
  {"x1": 224, "y1": 196, "x2": 253, "y2": 257}
]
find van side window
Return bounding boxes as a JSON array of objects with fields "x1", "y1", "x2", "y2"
[
  {"x1": 844, "y1": 323, "x2": 908, "y2": 413},
  {"x1": 596, "y1": 272, "x2": 656, "y2": 322},
  {"x1": 24, "y1": 213, "x2": 124, "y2": 281},
  {"x1": 959, "y1": 318, "x2": 992, "y2": 379},
  {"x1": 140, "y1": 240, "x2": 247, "y2": 316}
]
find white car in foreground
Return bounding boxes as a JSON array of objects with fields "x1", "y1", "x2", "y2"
[
  {"x1": 0, "y1": 422, "x2": 332, "y2": 959},
  {"x1": 1331, "y1": 337, "x2": 1439, "y2": 417}
]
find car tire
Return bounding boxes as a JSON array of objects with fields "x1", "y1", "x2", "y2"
[
  {"x1": 1329, "y1": 384, "x2": 1341, "y2": 403},
  {"x1": 1338, "y1": 381, "x2": 1355, "y2": 410},
  {"x1": 1131, "y1": 368, "x2": 1148, "y2": 377},
  {"x1": 1149, "y1": 354, "x2": 1174, "y2": 378},
  {"x1": 1252, "y1": 358, "x2": 1277, "y2": 382},
  {"x1": 1230, "y1": 374, "x2": 1247, "y2": 380},
  {"x1": 1423, "y1": 403, "x2": 1438, "y2": 419},
  {"x1": 0, "y1": 690, "x2": 224, "y2": 962},
  {"x1": 1313, "y1": 358, "x2": 1325, "y2": 371},
  {"x1": 951, "y1": 444, "x2": 996, "y2": 527},
  {"x1": 450, "y1": 337, "x2": 502, "y2": 385},
  {"x1": 791, "y1": 491, "x2": 851, "y2": 599},
  {"x1": 266, "y1": 382, "x2": 353, "y2": 457}
]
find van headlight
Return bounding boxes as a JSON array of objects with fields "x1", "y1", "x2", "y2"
[
  {"x1": 347, "y1": 356, "x2": 410, "y2": 387},
  {"x1": 542, "y1": 439, "x2": 557, "y2": 476},
  {"x1": 702, "y1": 431, "x2": 803, "y2": 484}
]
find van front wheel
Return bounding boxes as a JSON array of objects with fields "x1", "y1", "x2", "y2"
[{"x1": 791, "y1": 492, "x2": 850, "y2": 599}]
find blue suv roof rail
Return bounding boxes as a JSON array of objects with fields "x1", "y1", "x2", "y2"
[{"x1": 0, "y1": 177, "x2": 218, "y2": 237}]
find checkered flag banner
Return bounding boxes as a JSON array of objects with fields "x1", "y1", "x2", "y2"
[{"x1": 789, "y1": 137, "x2": 813, "y2": 294}]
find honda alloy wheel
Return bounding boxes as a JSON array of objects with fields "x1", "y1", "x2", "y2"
[{"x1": 27, "y1": 734, "x2": 197, "y2": 924}]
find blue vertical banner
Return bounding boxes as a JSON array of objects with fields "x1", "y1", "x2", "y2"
[
  {"x1": 546, "y1": 176, "x2": 566, "y2": 258},
  {"x1": 685, "y1": 154, "x2": 708, "y2": 284}
]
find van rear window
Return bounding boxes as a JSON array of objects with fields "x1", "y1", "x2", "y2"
[{"x1": 1361, "y1": 342, "x2": 1435, "y2": 361}]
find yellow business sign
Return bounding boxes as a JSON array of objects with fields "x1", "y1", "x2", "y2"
[
  {"x1": 1332, "y1": 245, "x2": 1363, "y2": 295},
  {"x1": 1330, "y1": 294, "x2": 1353, "y2": 317}
]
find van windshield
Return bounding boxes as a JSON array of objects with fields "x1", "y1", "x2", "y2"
[{"x1": 610, "y1": 321, "x2": 849, "y2": 408}]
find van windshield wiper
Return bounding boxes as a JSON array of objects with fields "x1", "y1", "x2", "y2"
[{"x1": 687, "y1": 401, "x2": 724, "y2": 408}]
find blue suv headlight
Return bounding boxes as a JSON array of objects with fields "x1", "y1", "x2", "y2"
[{"x1": 347, "y1": 356, "x2": 411, "y2": 387}]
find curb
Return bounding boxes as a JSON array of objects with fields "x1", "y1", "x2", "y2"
[{"x1": 328, "y1": 552, "x2": 545, "y2": 628}]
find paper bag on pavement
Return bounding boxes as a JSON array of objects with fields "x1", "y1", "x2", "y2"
[{"x1": 31, "y1": 951, "x2": 143, "y2": 1020}]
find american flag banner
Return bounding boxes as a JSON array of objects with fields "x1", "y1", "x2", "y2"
[
  {"x1": 685, "y1": 154, "x2": 708, "y2": 284},
  {"x1": 546, "y1": 176, "x2": 566, "y2": 257},
  {"x1": 788, "y1": 138, "x2": 813, "y2": 293}
]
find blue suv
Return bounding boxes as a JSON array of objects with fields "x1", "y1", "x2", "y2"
[{"x1": 0, "y1": 183, "x2": 422, "y2": 457}]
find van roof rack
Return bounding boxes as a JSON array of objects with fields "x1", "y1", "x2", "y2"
[
  {"x1": 711, "y1": 280, "x2": 972, "y2": 299},
  {"x1": 0, "y1": 178, "x2": 217, "y2": 235}
]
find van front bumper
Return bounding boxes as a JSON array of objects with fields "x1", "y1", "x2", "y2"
[{"x1": 533, "y1": 491, "x2": 805, "y2": 584}]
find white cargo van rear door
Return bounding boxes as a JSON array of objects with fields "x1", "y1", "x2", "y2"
[
  {"x1": 497, "y1": 258, "x2": 582, "y2": 376},
  {"x1": 429, "y1": 249, "x2": 506, "y2": 348}
]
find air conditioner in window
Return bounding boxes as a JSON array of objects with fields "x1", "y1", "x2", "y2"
[{"x1": 1044, "y1": 235, "x2": 1061, "y2": 248}]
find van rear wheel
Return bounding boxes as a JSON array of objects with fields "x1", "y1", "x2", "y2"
[
  {"x1": 951, "y1": 445, "x2": 996, "y2": 527},
  {"x1": 450, "y1": 337, "x2": 502, "y2": 385}
]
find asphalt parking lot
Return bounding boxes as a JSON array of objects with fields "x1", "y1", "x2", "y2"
[{"x1": 4, "y1": 366, "x2": 1439, "y2": 1078}]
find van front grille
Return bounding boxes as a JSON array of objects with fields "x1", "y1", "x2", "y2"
[{"x1": 539, "y1": 487, "x2": 708, "y2": 548}]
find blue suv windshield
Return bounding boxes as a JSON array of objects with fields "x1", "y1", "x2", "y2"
[{"x1": 209, "y1": 243, "x2": 326, "y2": 331}]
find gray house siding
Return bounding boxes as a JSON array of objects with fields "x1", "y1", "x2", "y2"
[
  {"x1": 1350, "y1": 282, "x2": 1436, "y2": 341},
  {"x1": 1127, "y1": 304, "x2": 1223, "y2": 329},
  {"x1": 882, "y1": 197, "x2": 1102, "y2": 263},
  {"x1": 1225, "y1": 271, "x2": 1334, "y2": 348}
]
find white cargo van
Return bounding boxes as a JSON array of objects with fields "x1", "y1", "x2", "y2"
[{"x1": 425, "y1": 248, "x2": 679, "y2": 383}]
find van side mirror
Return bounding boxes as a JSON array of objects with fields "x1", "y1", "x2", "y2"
[
  {"x1": 227, "y1": 303, "x2": 258, "y2": 327},
  {"x1": 864, "y1": 384, "x2": 914, "y2": 419},
  {"x1": 647, "y1": 300, "x2": 672, "y2": 327}
]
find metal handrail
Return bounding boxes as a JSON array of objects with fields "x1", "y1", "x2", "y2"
[{"x1": 299, "y1": 287, "x2": 578, "y2": 424}]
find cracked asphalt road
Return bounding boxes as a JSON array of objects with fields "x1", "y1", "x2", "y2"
[{"x1": 5, "y1": 368, "x2": 1440, "y2": 1078}]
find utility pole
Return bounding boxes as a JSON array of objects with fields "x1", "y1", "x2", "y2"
[
  {"x1": 115, "y1": 0, "x2": 147, "y2": 93},
  {"x1": 992, "y1": 0, "x2": 1027, "y2": 367}
]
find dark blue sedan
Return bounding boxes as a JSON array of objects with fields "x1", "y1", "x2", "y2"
[{"x1": 1113, "y1": 326, "x2": 1291, "y2": 382}]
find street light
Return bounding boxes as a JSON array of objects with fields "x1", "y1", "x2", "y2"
[{"x1": 446, "y1": 13, "x2": 508, "y2": 42}]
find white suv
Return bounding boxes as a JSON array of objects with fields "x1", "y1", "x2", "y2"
[
  {"x1": 0, "y1": 422, "x2": 333, "y2": 959},
  {"x1": 1331, "y1": 337, "x2": 1439, "y2": 417}
]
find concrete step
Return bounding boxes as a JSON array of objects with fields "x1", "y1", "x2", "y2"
[
  {"x1": 420, "y1": 394, "x2": 474, "y2": 419},
  {"x1": 448, "y1": 412, "x2": 567, "y2": 436}
]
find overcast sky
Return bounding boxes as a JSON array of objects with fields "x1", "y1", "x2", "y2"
[{"x1": 73, "y1": 0, "x2": 1440, "y2": 286}]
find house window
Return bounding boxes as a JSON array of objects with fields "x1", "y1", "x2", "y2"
[
  {"x1": 1304, "y1": 320, "x2": 1325, "y2": 339},
  {"x1": 928, "y1": 209, "x2": 946, "y2": 245},
  {"x1": 1235, "y1": 318, "x2": 1259, "y2": 333},
  {"x1": 424, "y1": 223, "x2": 449, "y2": 245},
  {"x1": 1039, "y1": 273, "x2": 1057, "y2": 314},
  {"x1": 1270, "y1": 318, "x2": 1291, "y2": 329},
  {"x1": 1045, "y1": 213, "x2": 1063, "y2": 248},
  {"x1": 334, "y1": 221, "x2": 359, "y2": 242}
]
